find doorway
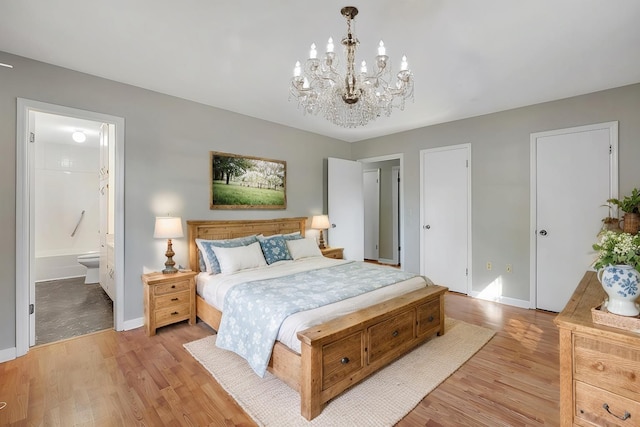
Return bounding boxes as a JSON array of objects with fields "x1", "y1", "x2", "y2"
[
  {"x1": 328, "y1": 154, "x2": 403, "y2": 267},
  {"x1": 530, "y1": 122, "x2": 618, "y2": 312},
  {"x1": 16, "y1": 99, "x2": 125, "y2": 356},
  {"x1": 32, "y1": 112, "x2": 112, "y2": 345},
  {"x1": 420, "y1": 144, "x2": 471, "y2": 294}
]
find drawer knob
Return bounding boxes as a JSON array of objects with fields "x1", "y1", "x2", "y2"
[
  {"x1": 340, "y1": 357, "x2": 350, "y2": 364},
  {"x1": 171, "y1": 311, "x2": 179, "y2": 316},
  {"x1": 428, "y1": 315, "x2": 435, "y2": 322},
  {"x1": 171, "y1": 297, "x2": 179, "y2": 301},
  {"x1": 171, "y1": 285, "x2": 176, "y2": 289},
  {"x1": 392, "y1": 330, "x2": 399, "y2": 337},
  {"x1": 603, "y1": 403, "x2": 631, "y2": 421}
]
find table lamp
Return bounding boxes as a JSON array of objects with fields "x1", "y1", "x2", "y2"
[
  {"x1": 311, "y1": 215, "x2": 331, "y2": 249},
  {"x1": 154, "y1": 216, "x2": 184, "y2": 274}
]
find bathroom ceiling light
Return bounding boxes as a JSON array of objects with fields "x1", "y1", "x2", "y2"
[
  {"x1": 72, "y1": 131, "x2": 87, "y2": 143},
  {"x1": 0, "y1": 62, "x2": 13, "y2": 68}
]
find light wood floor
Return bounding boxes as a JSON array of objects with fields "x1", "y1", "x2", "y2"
[{"x1": 0, "y1": 292, "x2": 560, "y2": 426}]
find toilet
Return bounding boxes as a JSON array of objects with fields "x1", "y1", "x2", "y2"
[{"x1": 77, "y1": 252, "x2": 100, "y2": 284}]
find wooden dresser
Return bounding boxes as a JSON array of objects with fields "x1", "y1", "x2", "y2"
[{"x1": 555, "y1": 271, "x2": 640, "y2": 426}]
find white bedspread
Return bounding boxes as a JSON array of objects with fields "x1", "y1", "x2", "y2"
[{"x1": 196, "y1": 257, "x2": 430, "y2": 353}]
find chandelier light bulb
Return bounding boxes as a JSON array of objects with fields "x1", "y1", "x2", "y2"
[
  {"x1": 289, "y1": 6, "x2": 414, "y2": 128},
  {"x1": 326, "y1": 37, "x2": 334, "y2": 53}
]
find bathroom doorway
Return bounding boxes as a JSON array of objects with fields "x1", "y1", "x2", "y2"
[
  {"x1": 32, "y1": 112, "x2": 112, "y2": 345},
  {"x1": 16, "y1": 99, "x2": 125, "y2": 354}
]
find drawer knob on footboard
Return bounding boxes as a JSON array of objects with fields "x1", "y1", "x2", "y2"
[
  {"x1": 392, "y1": 330, "x2": 399, "y2": 337},
  {"x1": 428, "y1": 315, "x2": 435, "y2": 322},
  {"x1": 340, "y1": 357, "x2": 350, "y2": 364},
  {"x1": 603, "y1": 403, "x2": 631, "y2": 421}
]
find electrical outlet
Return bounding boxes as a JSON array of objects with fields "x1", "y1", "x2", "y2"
[
  {"x1": 486, "y1": 262, "x2": 492, "y2": 271},
  {"x1": 506, "y1": 264, "x2": 512, "y2": 273}
]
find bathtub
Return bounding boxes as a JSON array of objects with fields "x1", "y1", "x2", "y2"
[{"x1": 35, "y1": 250, "x2": 98, "y2": 282}]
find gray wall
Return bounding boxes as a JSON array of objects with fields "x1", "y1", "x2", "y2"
[
  {"x1": 0, "y1": 51, "x2": 350, "y2": 355},
  {"x1": 352, "y1": 83, "x2": 640, "y2": 302}
]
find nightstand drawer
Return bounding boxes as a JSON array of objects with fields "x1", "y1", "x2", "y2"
[
  {"x1": 155, "y1": 303, "x2": 191, "y2": 327},
  {"x1": 155, "y1": 290, "x2": 191, "y2": 310},
  {"x1": 154, "y1": 279, "x2": 191, "y2": 295}
]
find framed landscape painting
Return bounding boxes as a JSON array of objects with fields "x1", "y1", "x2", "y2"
[{"x1": 210, "y1": 151, "x2": 287, "y2": 209}]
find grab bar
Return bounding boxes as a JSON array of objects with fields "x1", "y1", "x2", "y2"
[{"x1": 71, "y1": 210, "x2": 85, "y2": 237}]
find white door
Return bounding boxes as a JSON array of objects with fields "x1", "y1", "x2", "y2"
[
  {"x1": 391, "y1": 166, "x2": 400, "y2": 265},
  {"x1": 532, "y1": 122, "x2": 617, "y2": 312},
  {"x1": 421, "y1": 144, "x2": 470, "y2": 293},
  {"x1": 363, "y1": 169, "x2": 380, "y2": 260},
  {"x1": 328, "y1": 158, "x2": 364, "y2": 261}
]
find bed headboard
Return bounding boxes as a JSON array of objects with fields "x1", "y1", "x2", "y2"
[{"x1": 187, "y1": 217, "x2": 307, "y2": 272}]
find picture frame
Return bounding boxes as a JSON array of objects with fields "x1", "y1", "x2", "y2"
[{"x1": 210, "y1": 151, "x2": 287, "y2": 210}]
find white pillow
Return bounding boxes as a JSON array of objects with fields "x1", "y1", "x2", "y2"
[
  {"x1": 286, "y1": 238, "x2": 323, "y2": 260},
  {"x1": 212, "y1": 241, "x2": 267, "y2": 274}
]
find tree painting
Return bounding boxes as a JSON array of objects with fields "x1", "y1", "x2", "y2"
[{"x1": 210, "y1": 152, "x2": 286, "y2": 209}]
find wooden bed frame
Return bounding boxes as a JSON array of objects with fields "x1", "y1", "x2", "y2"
[{"x1": 187, "y1": 217, "x2": 447, "y2": 420}]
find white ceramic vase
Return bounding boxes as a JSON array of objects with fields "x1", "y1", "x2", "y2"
[{"x1": 597, "y1": 265, "x2": 640, "y2": 317}]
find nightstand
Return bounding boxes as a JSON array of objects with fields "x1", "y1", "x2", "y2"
[
  {"x1": 321, "y1": 247, "x2": 344, "y2": 259},
  {"x1": 142, "y1": 270, "x2": 197, "y2": 336}
]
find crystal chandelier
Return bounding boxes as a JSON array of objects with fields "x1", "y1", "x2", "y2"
[{"x1": 289, "y1": 6, "x2": 414, "y2": 128}]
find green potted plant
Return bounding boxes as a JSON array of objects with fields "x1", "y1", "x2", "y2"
[
  {"x1": 592, "y1": 231, "x2": 640, "y2": 316},
  {"x1": 607, "y1": 188, "x2": 640, "y2": 234}
]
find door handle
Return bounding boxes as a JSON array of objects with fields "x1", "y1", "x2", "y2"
[
  {"x1": 331, "y1": 223, "x2": 336, "y2": 228},
  {"x1": 424, "y1": 225, "x2": 431, "y2": 229},
  {"x1": 539, "y1": 229, "x2": 548, "y2": 236}
]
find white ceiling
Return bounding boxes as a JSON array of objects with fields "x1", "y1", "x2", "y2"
[{"x1": 1, "y1": 1, "x2": 639, "y2": 142}]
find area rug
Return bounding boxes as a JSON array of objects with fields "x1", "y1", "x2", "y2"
[{"x1": 184, "y1": 318, "x2": 494, "y2": 426}]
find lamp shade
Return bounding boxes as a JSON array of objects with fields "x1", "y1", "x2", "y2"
[
  {"x1": 153, "y1": 217, "x2": 184, "y2": 239},
  {"x1": 311, "y1": 215, "x2": 331, "y2": 230}
]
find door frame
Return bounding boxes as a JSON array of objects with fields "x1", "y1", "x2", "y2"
[
  {"x1": 419, "y1": 143, "x2": 472, "y2": 294},
  {"x1": 358, "y1": 154, "x2": 404, "y2": 269},
  {"x1": 16, "y1": 98, "x2": 125, "y2": 357},
  {"x1": 529, "y1": 121, "x2": 618, "y2": 309}
]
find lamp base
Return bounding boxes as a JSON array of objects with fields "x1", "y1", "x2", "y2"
[
  {"x1": 162, "y1": 266, "x2": 179, "y2": 274},
  {"x1": 318, "y1": 230, "x2": 326, "y2": 249},
  {"x1": 163, "y1": 238, "x2": 178, "y2": 274}
]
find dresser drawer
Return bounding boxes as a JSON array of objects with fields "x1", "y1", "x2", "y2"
[
  {"x1": 367, "y1": 309, "x2": 415, "y2": 364},
  {"x1": 155, "y1": 290, "x2": 191, "y2": 310},
  {"x1": 322, "y1": 331, "x2": 363, "y2": 390},
  {"x1": 154, "y1": 279, "x2": 191, "y2": 295},
  {"x1": 155, "y1": 303, "x2": 190, "y2": 327},
  {"x1": 575, "y1": 381, "x2": 640, "y2": 427},
  {"x1": 574, "y1": 335, "x2": 640, "y2": 396},
  {"x1": 416, "y1": 298, "x2": 441, "y2": 336}
]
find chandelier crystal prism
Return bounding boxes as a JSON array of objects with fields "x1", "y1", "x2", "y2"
[{"x1": 289, "y1": 6, "x2": 414, "y2": 128}]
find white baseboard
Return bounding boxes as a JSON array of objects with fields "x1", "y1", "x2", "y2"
[
  {"x1": 468, "y1": 291, "x2": 531, "y2": 309},
  {"x1": 122, "y1": 317, "x2": 144, "y2": 331},
  {"x1": 377, "y1": 258, "x2": 399, "y2": 266},
  {"x1": 0, "y1": 346, "x2": 17, "y2": 363}
]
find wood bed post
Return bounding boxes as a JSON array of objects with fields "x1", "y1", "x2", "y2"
[{"x1": 300, "y1": 341, "x2": 323, "y2": 420}]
